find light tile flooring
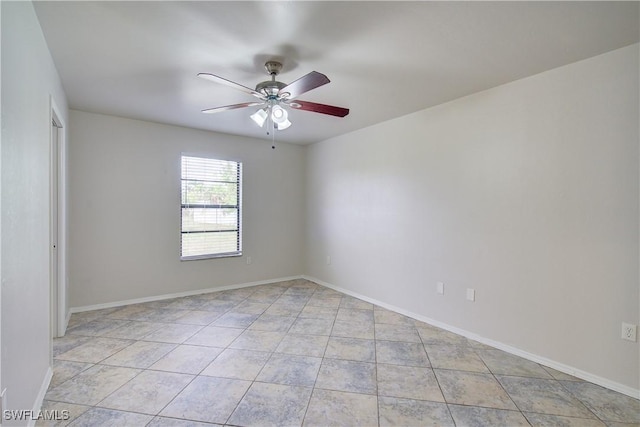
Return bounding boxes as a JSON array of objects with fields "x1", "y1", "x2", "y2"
[{"x1": 42, "y1": 279, "x2": 639, "y2": 426}]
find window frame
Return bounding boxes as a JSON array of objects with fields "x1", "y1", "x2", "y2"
[{"x1": 180, "y1": 154, "x2": 243, "y2": 261}]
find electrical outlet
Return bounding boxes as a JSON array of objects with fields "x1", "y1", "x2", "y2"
[
  {"x1": 622, "y1": 323, "x2": 637, "y2": 342},
  {"x1": 326, "y1": 255, "x2": 331, "y2": 265},
  {"x1": 246, "y1": 256, "x2": 252, "y2": 265},
  {"x1": 436, "y1": 282, "x2": 444, "y2": 295},
  {"x1": 466, "y1": 288, "x2": 475, "y2": 302}
]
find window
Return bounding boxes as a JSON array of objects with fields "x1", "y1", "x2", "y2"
[{"x1": 181, "y1": 155, "x2": 242, "y2": 260}]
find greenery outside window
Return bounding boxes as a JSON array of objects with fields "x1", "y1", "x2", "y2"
[{"x1": 181, "y1": 155, "x2": 242, "y2": 260}]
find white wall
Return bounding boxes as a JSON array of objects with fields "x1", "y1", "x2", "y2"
[
  {"x1": 69, "y1": 111, "x2": 306, "y2": 308},
  {"x1": 1, "y1": 0, "x2": 69, "y2": 422},
  {"x1": 306, "y1": 45, "x2": 639, "y2": 393}
]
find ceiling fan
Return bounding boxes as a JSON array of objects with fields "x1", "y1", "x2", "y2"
[{"x1": 198, "y1": 61, "x2": 349, "y2": 131}]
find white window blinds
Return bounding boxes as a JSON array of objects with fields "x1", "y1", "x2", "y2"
[{"x1": 180, "y1": 155, "x2": 242, "y2": 260}]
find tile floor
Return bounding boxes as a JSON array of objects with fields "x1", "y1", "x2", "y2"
[{"x1": 42, "y1": 279, "x2": 639, "y2": 426}]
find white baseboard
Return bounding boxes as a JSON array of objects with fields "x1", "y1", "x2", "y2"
[
  {"x1": 27, "y1": 367, "x2": 53, "y2": 427},
  {"x1": 303, "y1": 275, "x2": 640, "y2": 400},
  {"x1": 70, "y1": 275, "x2": 303, "y2": 314}
]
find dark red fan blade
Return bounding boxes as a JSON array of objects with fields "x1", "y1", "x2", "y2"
[
  {"x1": 202, "y1": 101, "x2": 264, "y2": 114},
  {"x1": 289, "y1": 100, "x2": 349, "y2": 117},
  {"x1": 279, "y1": 71, "x2": 330, "y2": 99},
  {"x1": 198, "y1": 73, "x2": 264, "y2": 99}
]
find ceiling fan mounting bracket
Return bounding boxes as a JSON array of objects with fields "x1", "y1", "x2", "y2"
[{"x1": 264, "y1": 61, "x2": 283, "y2": 76}]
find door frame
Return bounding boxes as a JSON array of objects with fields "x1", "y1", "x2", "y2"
[{"x1": 50, "y1": 96, "x2": 67, "y2": 340}]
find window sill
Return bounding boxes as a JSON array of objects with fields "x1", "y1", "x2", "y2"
[{"x1": 180, "y1": 252, "x2": 242, "y2": 261}]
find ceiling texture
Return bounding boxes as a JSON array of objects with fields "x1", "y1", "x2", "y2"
[{"x1": 34, "y1": 1, "x2": 639, "y2": 145}]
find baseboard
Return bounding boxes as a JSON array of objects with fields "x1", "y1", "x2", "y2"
[
  {"x1": 27, "y1": 367, "x2": 53, "y2": 427},
  {"x1": 70, "y1": 275, "x2": 304, "y2": 314},
  {"x1": 303, "y1": 275, "x2": 640, "y2": 400}
]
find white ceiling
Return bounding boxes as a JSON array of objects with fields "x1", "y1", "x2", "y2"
[{"x1": 34, "y1": 1, "x2": 639, "y2": 145}]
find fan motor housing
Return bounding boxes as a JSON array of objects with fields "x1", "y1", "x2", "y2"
[{"x1": 256, "y1": 80, "x2": 286, "y2": 97}]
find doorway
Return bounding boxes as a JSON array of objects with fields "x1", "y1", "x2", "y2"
[{"x1": 50, "y1": 99, "x2": 66, "y2": 343}]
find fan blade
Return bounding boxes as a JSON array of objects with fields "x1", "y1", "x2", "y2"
[
  {"x1": 289, "y1": 100, "x2": 349, "y2": 117},
  {"x1": 202, "y1": 101, "x2": 264, "y2": 114},
  {"x1": 279, "y1": 71, "x2": 330, "y2": 99},
  {"x1": 198, "y1": 73, "x2": 264, "y2": 99}
]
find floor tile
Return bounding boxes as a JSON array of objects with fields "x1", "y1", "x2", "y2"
[
  {"x1": 53, "y1": 335, "x2": 93, "y2": 358},
  {"x1": 227, "y1": 382, "x2": 312, "y2": 427},
  {"x1": 147, "y1": 416, "x2": 222, "y2": 426},
  {"x1": 248, "y1": 314, "x2": 297, "y2": 332},
  {"x1": 375, "y1": 323, "x2": 421, "y2": 343},
  {"x1": 101, "y1": 341, "x2": 176, "y2": 368},
  {"x1": 304, "y1": 389, "x2": 378, "y2": 427},
  {"x1": 163, "y1": 296, "x2": 206, "y2": 310},
  {"x1": 229, "y1": 330, "x2": 286, "y2": 352},
  {"x1": 101, "y1": 321, "x2": 165, "y2": 340},
  {"x1": 67, "y1": 308, "x2": 119, "y2": 327},
  {"x1": 39, "y1": 400, "x2": 91, "y2": 427},
  {"x1": 276, "y1": 333, "x2": 329, "y2": 357},
  {"x1": 324, "y1": 337, "x2": 375, "y2": 362},
  {"x1": 184, "y1": 325, "x2": 243, "y2": 347},
  {"x1": 211, "y1": 312, "x2": 259, "y2": 328},
  {"x1": 55, "y1": 338, "x2": 133, "y2": 364},
  {"x1": 336, "y1": 308, "x2": 374, "y2": 323},
  {"x1": 315, "y1": 359, "x2": 377, "y2": 395},
  {"x1": 298, "y1": 305, "x2": 338, "y2": 320},
  {"x1": 246, "y1": 290, "x2": 284, "y2": 304},
  {"x1": 173, "y1": 310, "x2": 223, "y2": 326},
  {"x1": 264, "y1": 303, "x2": 303, "y2": 317},
  {"x1": 149, "y1": 344, "x2": 223, "y2": 375},
  {"x1": 524, "y1": 412, "x2": 607, "y2": 427},
  {"x1": 66, "y1": 407, "x2": 153, "y2": 426},
  {"x1": 141, "y1": 323, "x2": 203, "y2": 344},
  {"x1": 277, "y1": 294, "x2": 312, "y2": 306},
  {"x1": 497, "y1": 375, "x2": 595, "y2": 418},
  {"x1": 256, "y1": 353, "x2": 322, "y2": 387},
  {"x1": 477, "y1": 348, "x2": 554, "y2": 379},
  {"x1": 541, "y1": 366, "x2": 585, "y2": 382},
  {"x1": 43, "y1": 280, "x2": 640, "y2": 427},
  {"x1": 373, "y1": 307, "x2": 415, "y2": 326},
  {"x1": 135, "y1": 308, "x2": 189, "y2": 323},
  {"x1": 331, "y1": 320, "x2": 375, "y2": 339},
  {"x1": 197, "y1": 299, "x2": 238, "y2": 312},
  {"x1": 448, "y1": 404, "x2": 530, "y2": 426},
  {"x1": 305, "y1": 296, "x2": 342, "y2": 309},
  {"x1": 434, "y1": 369, "x2": 518, "y2": 410},
  {"x1": 105, "y1": 304, "x2": 151, "y2": 321},
  {"x1": 98, "y1": 370, "x2": 193, "y2": 415},
  {"x1": 46, "y1": 365, "x2": 140, "y2": 405},
  {"x1": 274, "y1": 297, "x2": 310, "y2": 312},
  {"x1": 425, "y1": 344, "x2": 490, "y2": 373},
  {"x1": 50, "y1": 360, "x2": 93, "y2": 389},
  {"x1": 379, "y1": 396, "x2": 453, "y2": 426},
  {"x1": 340, "y1": 296, "x2": 373, "y2": 310},
  {"x1": 231, "y1": 301, "x2": 270, "y2": 315},
  {"x1": 560, "y1": 380, "x2": 640, "y2": 423},
  {"x1": 200, "y1": 348, "x2": 270, "y2": 380},
  {"x1": 377, "y1": 364, "x2": 444, "y2": 402},
  {"x1": 66, "y1": 319, "x2": 131, "y2": 337},
  {"x1": 416, "y1": 324, "x2": 470, "y2": 346},
  {"x1": 289, "y1": 317, "x2": 334, "y2": 336},
  {"x1": 376, "y1": 340, "x2": 430, "y2": 367},
  {"x1": 160, "y1": 376, "x2": 250, "y2": 424}
]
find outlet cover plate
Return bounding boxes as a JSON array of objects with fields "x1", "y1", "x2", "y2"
[
  {"x1": 436, "y1": 282, "x2": 444, "y2": 295},
  {"x1": 622, "y1": 323, "x2": 637, "y2": 342},
  {"x1": 466, "y1": 288, "x2": 475, "y2": 302}
]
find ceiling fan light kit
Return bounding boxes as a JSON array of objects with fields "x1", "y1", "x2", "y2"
[{"x1": 198, "y1": 60, "x2": 349, "y2": 135}]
